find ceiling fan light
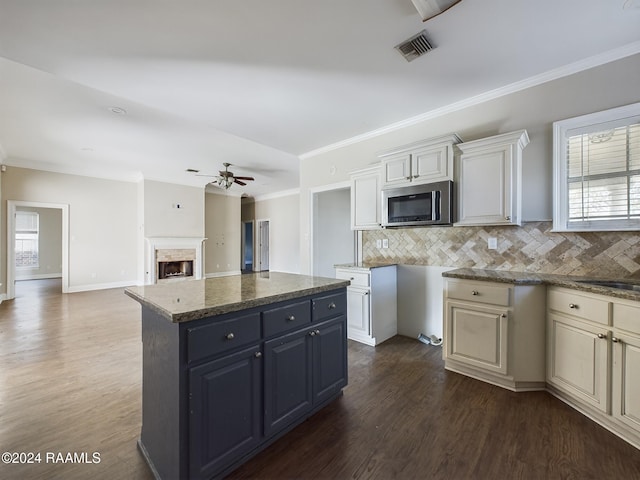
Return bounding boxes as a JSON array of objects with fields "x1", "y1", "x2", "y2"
[{"x1": 410, "y1": 0, "x2": 461, "y2": 21}]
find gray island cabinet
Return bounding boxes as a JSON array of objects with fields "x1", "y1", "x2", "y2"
[{"x1": 125, "y1": 272, "x2": 349, "y2": 480}]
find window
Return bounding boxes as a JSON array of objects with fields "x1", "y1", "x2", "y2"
[
  {"x1": 15, "y1": 211, "x2": 39, "y2": 268},
  {"x1": 553, "y1": 102, "x2": 640, "y2": 231}
]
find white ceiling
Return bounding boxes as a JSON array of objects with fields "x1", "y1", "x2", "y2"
[{"x1": 0, "y1": 0, "x2": 639, "y2": 197}]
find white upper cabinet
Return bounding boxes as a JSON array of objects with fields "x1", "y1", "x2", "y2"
[
  {"x1": 455, "y1": 130, "x2": 529, "y2": 226},
  {"x1": 379, "y1": 134, "x2": 461, "y2": 188},
  {"x1": 350, "y1": 165, "x2": 382, "y2": 230}
]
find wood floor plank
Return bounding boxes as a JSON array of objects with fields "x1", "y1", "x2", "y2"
[{"x1": 1, "y1": 279, "x2": 640, "y2": 479}]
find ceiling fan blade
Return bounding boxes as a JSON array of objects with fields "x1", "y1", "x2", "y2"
[
  {"x1": 233, "y1": 176, "x2": 254, "y2": 181},
  {"x1": 233, "y1": 179, "x2": 247, "y2": 186},
  {"x1": 195, "y1": 173, "x2": 220, "y2": 178}
]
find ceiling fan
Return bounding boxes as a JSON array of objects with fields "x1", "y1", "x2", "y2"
[{"x1": 195, "y1": 162, "x2": 255, "y2": 189}]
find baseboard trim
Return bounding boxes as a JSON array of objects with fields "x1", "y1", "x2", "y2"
[
  {"x1": 16, "y1": 273, "x2": 63, "y2": 281},
  {"x1": 66, "y1": 280, "x2": 137, "y2": 293},
  {"x1": 205, "y1": 270, "x2": 242, "y2": 278}
]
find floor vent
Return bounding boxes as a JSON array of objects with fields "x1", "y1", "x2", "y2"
[{"x1": 395, "y1": 30, "x2": 434, "y2": 62}]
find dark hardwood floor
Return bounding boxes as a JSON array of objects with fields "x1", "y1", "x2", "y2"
[{"x1": 1, "y1": 279, "x2": 639, "y2": 479}]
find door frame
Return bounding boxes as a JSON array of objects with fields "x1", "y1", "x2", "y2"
[
  {"x1": 256, "y1": 219, "x2": 270, "y2": 272},
  {"x1": 7, "y1": 200, "x2": 69, "y2": 299}
]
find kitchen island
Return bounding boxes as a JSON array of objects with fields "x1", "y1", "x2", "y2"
[{"x1": 125, "y1": 272, "x2": 350, "y2": 480}]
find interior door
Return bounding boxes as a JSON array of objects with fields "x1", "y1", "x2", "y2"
[{"x1": 259, "y1": 220, "x2": 269, "y2": 271}]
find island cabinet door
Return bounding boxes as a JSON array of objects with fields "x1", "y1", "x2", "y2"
[
  {"x1": 312, "y1": 317, "x2": 348, "y2": 406},
  {"x1": 264, "y1": 328, "x2": 313, "y2": 437},
  {"x1": 188, "y1": 344, "x2": 263, "y2": 480}
]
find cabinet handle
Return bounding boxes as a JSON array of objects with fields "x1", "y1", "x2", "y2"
[
  {"x1": 287, "y1": 315, "x2": 296, "y2": 322},
  {"x1": 471, "y1": 290, "x2": 479, "y2": 296},
  {"x1": 225, "y1": 333, "x2": 235, "y2": 340},
  {"x1": 612, "y1": 337, "x2": 621, "y2": 343},
  {"x1": 328, "y1": 302, "x2": 336, "y2": 309},
  {"x1": 350, "y1": 277, "x2": 355, "y2": 281},
  {"x1": 254, "y1": 351, "x2": 262, "y2": 358},
  {"x1": 597, "y1": 333, "x2": 607, "y2": 339},
  {"x1": 406, "y1": 176, "x2": 412, "y2": 180},
  {"x1": 413, "y1": 174, "x2": 420, "y2": 179},
  {"x1": 569, "y1": 303, "x2": 577, "y2": 309}
]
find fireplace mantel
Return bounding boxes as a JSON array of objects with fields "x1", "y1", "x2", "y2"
[{"x1": 145, "y1": 237, "x2": 206, "y2": 285}]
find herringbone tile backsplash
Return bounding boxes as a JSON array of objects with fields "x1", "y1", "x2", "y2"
[{"x1": 362, "y1": 221, "x2": 640, "y2": 279}]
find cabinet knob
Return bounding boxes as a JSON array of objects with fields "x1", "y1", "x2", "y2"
[
  {"x1": 328, "y1": 302, "x2": 336, "y2": 309},
  {"x1": 501, "y1": 313, "x2": 507, "y2": 318},
  {"x1": 471, "y1": 290, "x2": 479, "y2": 296},
  {"x1": 254, "y1": 351, "x2": 262, "y2": 358},
  {"x1": 569, "y1": 303, "x2": 578, "y2": 309},
  {"x1": 287, "y1": 315, "x2": 296, "y2": 322},
  {"x1": 612, "y1": 337, "x2": 621, "y2": 343},
  {"x1": 505, "y1": 216, "x2": 511, "y2": 221},
  {"x1": 413, "y1": 174, "x2": 420, "y2": 179},
  {"x1": 597, "y1": 333, "x2": 607, "y2": 339},
  {"x1": 225, "y1": 333, "x2": 235, "y2": 340},
  {"x1": 406, "y1": 176, "x2": 412, "y2": 180},
  {"x1": 309, "y1": 331, "x2": 316, "y2": 337}
]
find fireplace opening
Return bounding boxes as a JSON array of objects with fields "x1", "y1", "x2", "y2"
[{"x1": 158, "y1": 260, "x2": 194, "y2": 281}]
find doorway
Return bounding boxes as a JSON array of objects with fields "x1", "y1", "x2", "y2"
[
  {"x1": 312, "y1": 186, "x2": 355, "y2": 278},
  {"x1": 7, "y1": 200, "x2": 69, "y2": 300},
  {"x1": 257, "y1": 220, "x2": 269, "y2": 272},
  {"x1": 241, "y1": 221, "x2": 254, "y2": 273}
]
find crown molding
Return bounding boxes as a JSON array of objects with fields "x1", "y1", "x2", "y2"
[{"x1": 300, "y1": 41, "x2": 640, "y2": 160}]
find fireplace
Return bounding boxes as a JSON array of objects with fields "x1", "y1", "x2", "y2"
[
  {"x1": 145, "y1": 237, "x2": 206, "y2": 284},
  {"x1": 158, "y1": 260, "x2": 194, "y2": 280}
]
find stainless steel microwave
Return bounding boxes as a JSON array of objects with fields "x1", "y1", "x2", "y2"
[{"x1": 382, "y1": 180, "x2": 453, "y2": 227}]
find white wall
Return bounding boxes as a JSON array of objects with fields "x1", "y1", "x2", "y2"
[
  {"x1": 1, "y1": 167, "x2": 138, "y2": 293},
  {"x1": 204, "y1": 191, "x2": 241, "y2": 276},
  {"x1": 143, "y1": 180, "x2": 204, "y2": 238},
  {"x1": 15, "y1": 206, "x2": 62, "y2": 280},
  {"x1": 254, "y1": 192, "x2": 300, "y2": 273}
]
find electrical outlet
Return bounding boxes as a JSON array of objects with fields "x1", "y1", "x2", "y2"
[
  {"x1": 488, "y1": 237, "x2": 498, "y2": 250},
  {"x1": 382, "y1": 239, "x2": 389, "y2": 249},
  {"x1": 376, "y1": 239, "x2": 382, "y2": 248}
]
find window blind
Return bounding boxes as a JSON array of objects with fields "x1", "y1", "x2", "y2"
[{"x1": 565, "y1": 121, "x2": 640, "y2": 228}]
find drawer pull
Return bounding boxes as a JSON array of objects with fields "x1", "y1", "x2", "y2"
[
  {"x1": 254, "y1": 351, "x2": 262, "y2": 358},
  {"x1": 612, "y1": 337, "x2": 621, "y2": 343},
  {"x1": 597, "y1": 333, "x2": 607, "y2": 339},
  {"x1": 569, "y1": 303, "x2": 578, "y2": 309},
  {"x1": 328, "y1": 302, "x2": 336, "y2": 309},
  {"x1": 287, "y1": 315, "x2": 296, "y2": 322},
  {"x1": 225, "y1": 333, "x2": 235, "y2": 340},
  {"x1": 471, "y1": 290, "x2": 479, "y2": 296}
]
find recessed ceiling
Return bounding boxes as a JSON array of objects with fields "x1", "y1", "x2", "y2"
[{"x1": 0, "y1": 0, "x2": 638, "y2": 196}]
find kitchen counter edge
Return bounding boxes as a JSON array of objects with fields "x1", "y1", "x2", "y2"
[{"x1": 443, "y1": 268, "x2": 640, "y2": 301}]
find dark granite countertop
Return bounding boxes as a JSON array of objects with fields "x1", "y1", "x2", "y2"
[
  {"x1": 125, "y1": 272, "x2": 350, "y2": 323},
  {"x1": 443, "y1": 268, "x2": 640, "y2": 301},
  {"x1": 334, "y1": 262, "x2": 397, "y2": 271}
]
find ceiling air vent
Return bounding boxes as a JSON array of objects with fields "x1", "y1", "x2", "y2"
[{"x1": 395, "y1": 30, "x2": 434, "y2": 62}]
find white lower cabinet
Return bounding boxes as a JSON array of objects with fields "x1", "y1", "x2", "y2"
[
  {"x1": 443, "y1": 278, "x2": 546, "y2": 391},
  {"x1": 335, "y1": 265, "x2": 397, "y2": 346},
  {"x1": 547, "y1": 287, "x2": 640, "y2": 449}
]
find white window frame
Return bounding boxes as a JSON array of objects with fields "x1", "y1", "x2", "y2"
[{"x1": 553, "y1": 102, "x2": 640, "y2": 232}]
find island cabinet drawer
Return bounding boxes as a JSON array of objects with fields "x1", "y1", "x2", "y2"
[
  {"x1": 446, "y1": 279, "x2": 511, "y2": 307},
  {"x1": 548, "y1": 287, "x2": 611, "y2": 326},
  {"x1": 187, "y1": 312, "x2": 261, "y2": 363},
  {"x1": 613, "y1": 302, "x2": 640, "y2": 335},
  {"x1": 263, "y1": 300, "x2": 311, "y2": 337},
  {"x1": 312, "y1": 291, "x2": 347, "y2": 322},
  {"x1": 335, "y1": 269, "x2": 369, "y2": 287}
]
